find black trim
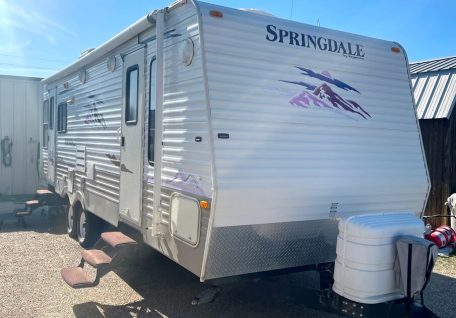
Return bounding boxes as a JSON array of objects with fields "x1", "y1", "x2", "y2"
[
  {"x1": 49, "y1": 97, "x2": 54, "y2": 130},
  {"x1": 406, "y1": 244, "x2": 412, "y2": 299},
  {"x1": 421, "y1": 243, "x2": 436, "y2": 305},
  {"x1": 125, "y1": 64, "x2": 139, "y2": 125},
  {"x1": 42, "y1": 99, "x2": 49, "y2": 149},
  {"x1": 57, "y1": 102, "x2": 67, "y2": 133},
  {"x1": 148, "y1": 57, "x2": 156, "y2": 165}
]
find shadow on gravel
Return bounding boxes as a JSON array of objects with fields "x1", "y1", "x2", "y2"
[
  {"x1": 0, "y1": 205, "x2": 66, "y2": 235},
  {"x1": 73, "y1": 248, "x2": 335, "y2": 318},
  {"x1": 71, "y1": 246, "x2": 456, "y2": 318},
  {"x1": 424, "y1": 272, "x2": 456, "y2": 318}
]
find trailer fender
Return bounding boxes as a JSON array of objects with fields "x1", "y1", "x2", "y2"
[{"x1": 68, "y1": 191, "x2": 87, "y2": 211}]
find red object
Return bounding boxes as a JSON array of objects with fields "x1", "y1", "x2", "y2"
[{"x1": 425, "y1": 226, "x2": 456, "y2": 248}]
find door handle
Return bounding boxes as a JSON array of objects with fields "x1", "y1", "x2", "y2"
[{"x1": 121, "y1": 136, "x2": 125, "y2": 147}]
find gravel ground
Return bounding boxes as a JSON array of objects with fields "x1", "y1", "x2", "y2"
[{"x1": 0, "y1": 204, "x2": 455, "y2": 318}]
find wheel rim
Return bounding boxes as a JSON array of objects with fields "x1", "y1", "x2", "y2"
[
  {"x1": 78, "y1": 210, "x2": 87, "y2": 241},
  {"x1": 66, "y1": 206, "x2": 74, "y2": 232}
]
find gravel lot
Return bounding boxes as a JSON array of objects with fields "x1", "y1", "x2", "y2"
[{"x1": 0, "y1": 203, "x2": 455, "y2": 318}]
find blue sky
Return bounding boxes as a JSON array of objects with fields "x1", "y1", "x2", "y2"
[{"x1": 0, "y1": 0, "x2": 454, "y2": 78}]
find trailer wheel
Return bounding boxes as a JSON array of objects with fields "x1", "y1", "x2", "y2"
[
  {"x1": 76, "y1": 209, "x2": 99, "y2": 248},
  {"x1": 65, "y1": 204, "x2": 77, "y2": 238}
]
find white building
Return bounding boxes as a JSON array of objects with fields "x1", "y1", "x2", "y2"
[{"x1": 0, "y1": 75, "x2": 42, "y2": 196}]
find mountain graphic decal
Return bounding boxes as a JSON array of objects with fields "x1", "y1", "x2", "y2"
[{"x1": 281, "y1": 67, "x2": 371, "y2": 119}]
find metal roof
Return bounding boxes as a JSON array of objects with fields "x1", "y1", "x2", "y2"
[
  {"x1": 410, "y1": 56, "x2": 456, "y2": 119},
  {"x1": 0, "y1": 74, "x2": 42, "y2": 81},
  {"x1": 410, "y1": 56, "x2": 456, "y2": 74}
]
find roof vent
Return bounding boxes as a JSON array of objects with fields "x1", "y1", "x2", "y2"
[
  {"x1": 239, "y1": 8, "x2": 275, "y2": 17},
  {"x1": 79, "y1": 48, "x2": 95, "y2": 59}
]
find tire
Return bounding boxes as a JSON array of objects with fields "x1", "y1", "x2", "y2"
[
  {"x1": 66, "y1": 204, "x2": 77, "y2": 238},
  {"x1": 76, "y1": 209, "x2": 100, "y2": 248}
]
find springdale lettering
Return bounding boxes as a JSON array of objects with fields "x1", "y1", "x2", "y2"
[{"x1": 266, "y1": 24, "x2": 365, "y2": 59}]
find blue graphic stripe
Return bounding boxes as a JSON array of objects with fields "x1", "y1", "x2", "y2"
[{"x1": 296, "y1": 67, "x2": 360, "y2": 93}]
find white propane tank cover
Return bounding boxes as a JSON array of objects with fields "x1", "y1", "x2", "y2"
[{"x1": 333, "y1": 213, "x2": 424, "y2": 304}]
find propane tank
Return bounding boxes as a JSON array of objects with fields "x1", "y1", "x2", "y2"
[{"x1": 425, "y1": 225, "x2": 456, "y2": 249}]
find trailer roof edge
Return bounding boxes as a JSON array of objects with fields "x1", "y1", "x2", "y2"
[{"x1": 42, "y1": 13, "x2": 156, "y2": 85}]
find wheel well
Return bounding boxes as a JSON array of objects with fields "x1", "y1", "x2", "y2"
[{"x1": 72, "y1": 200, "x2": 83, "y2": 214}]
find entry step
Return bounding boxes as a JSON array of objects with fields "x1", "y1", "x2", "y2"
[
  {"x1": 81, "y1": 249, "x2": 112, "y2": 267},
  {"x1": 101, "y1": 232, "x2": 136, "y2": 248},
  {"x1": 26, "y1": 200, "x2": 39, "y2": 206},
  {"x1": 14, "y1": 210, "x2": 31, "y2": 217},
  {"x1": 61, "y1": 267, "x2": 94, "y2": 288},
  {"x1": 36, "y1": 189, "x2": 53, "y2": 195},
  {"x1": 62, "y1": 231, "x2": 138, "y2": 289}
]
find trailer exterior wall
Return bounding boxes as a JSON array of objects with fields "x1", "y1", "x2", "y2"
[
  {"x1": 0, "y1": 75, "x2": 41, "y2": 195},
  {"x1": 197, "y1": 3, "x2": 429, "y2": 279},
  {"x1": 141, "y1": 3, "x2": 213, "y2": 276},
  {"x1": 41, "y1": 91, "x2": 49, "y2": 179},
  {"x1": 42, "y1": 35, "x2": 147, "y2": 226},
  {"x1": 42, "y1": 2, "x2": 213, "y2": 277}
]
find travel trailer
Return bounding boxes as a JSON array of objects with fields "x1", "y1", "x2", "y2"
[{"x1": 28, "y1": 0, "x2": 437, "y2": 312}]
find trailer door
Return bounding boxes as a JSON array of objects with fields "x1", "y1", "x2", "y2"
[
  {"x1": 47, "y1": 90, "x2": 56, "y2": 185},
  {"x1": 119, "y1": 48, "x2": 145, "y2": 225}
]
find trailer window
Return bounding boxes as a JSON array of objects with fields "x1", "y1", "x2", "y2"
[
  {"x1": 57, "y1": 102, "x2": 67, "y2": 133},
  {"x1": 42, "y1": 100, "x2": 49, "y2": 148},
  {"x1": 125, "y1": 65, "x2": 139, "y2": 125},
  {"x1": 148, "y1": 58, "x2": 156, "y2": 164},
  {"x1": 49, "y1": 97, "x2": 54, "y2": 130}
]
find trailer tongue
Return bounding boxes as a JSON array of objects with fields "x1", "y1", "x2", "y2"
[{"x1": 330, "y1": 213, "x2": 438, "y2": 317}]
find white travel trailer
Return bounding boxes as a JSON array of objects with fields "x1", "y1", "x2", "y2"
[{"x1": 35, "y1": 0, "x2": 434, "y2": 309}]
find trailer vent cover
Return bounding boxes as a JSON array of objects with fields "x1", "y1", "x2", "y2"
[
  {"x1": 107, "y1": 56, "x2": 116, "y2": 72},
  {"x1": 181, "y1": 38, "x2": 194, "y2": 66},
  {"x1": 78, "y1": 69, "x2": 87, "y2": 84}
]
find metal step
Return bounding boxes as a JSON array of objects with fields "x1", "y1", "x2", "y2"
[
  {"x1": 25, "y1": 199, "x2": 40, "y2": 211},
  {"x1": 61, "y1": 231, "x2": 137, "y2": 289},
  {"x1": 36, "y1": 189, "x2": 53, "y2": 195},
  {"x1": 14, "y1": 210, "x2": 31, "y2": 217},
  {"x1": 61, "y1": 267, "x2": 94, "y2": 288},
  {"x1": 26, "y1": 199, "x2": 39, "y2": 206},
  {"x1": 81, "y1": 249, "x2": 112, "y2": 267},
  {"x1": 101, "y1": 231, "x2": 136, "y2": 248}
]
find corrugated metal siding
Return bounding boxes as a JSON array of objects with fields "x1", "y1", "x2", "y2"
[
  {"x1": 141, "y1": 3, "x2": 212, "y2": 277},
  {"x1": 200, "y1": 4, "x2": 428, "y2": 228},
  {"x1": 411, "y1": 69, "x2": 456, "y2": 119},
  {"x1": 54, "y1": 55, "x2": 123, "y2": 204},
  {"x1": 410, "y1": 56, "x2": 456, "y2": 74},
  {"x1": 0, "y1": 76, "x2": 41, "y2": 195},
  {"x1": 41, "y1": 91, "x2": 49, "y2": 179},
  {"x1": 142, "y1": 4, "x2": 212, "y2": 233},
  {"x1": 42, "y1": 36, "x2": 145, "y2": 222}
]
